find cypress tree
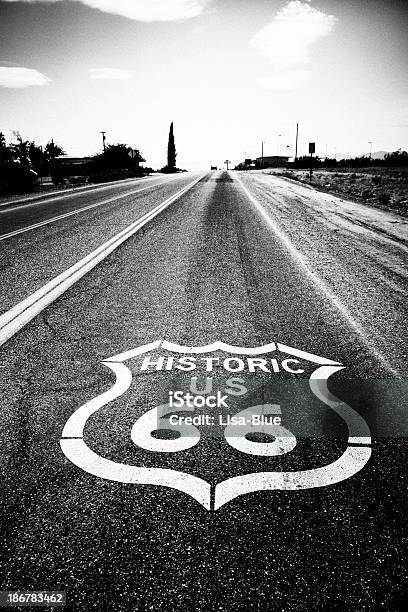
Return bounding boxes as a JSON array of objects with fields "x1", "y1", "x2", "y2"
[{"x1": 167, "y1": 122, "x2": 177, "y2": 172}]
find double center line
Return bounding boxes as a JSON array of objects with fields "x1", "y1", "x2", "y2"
[
  {"x1": 0, "y1": 174, "x2": 204, "y2": 346},
  {"x1": 0, "y1": 175, "x2": 184, "y2": 242}
]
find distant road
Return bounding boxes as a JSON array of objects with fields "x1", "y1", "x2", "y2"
[
  {"x1": 0, "y1": 174, "x2": 188, "y2": 238},
  {"x1": 0, "y1": 172, "x2": 202, "y2": 315},
  {"x1": 0, "y1": 170, "x2": 407, "y2": 610}
]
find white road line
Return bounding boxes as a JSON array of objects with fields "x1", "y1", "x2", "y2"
[
  {"x1": 60, "y1": 357, "x2": 371, "y2": 510},
  {"x1": 0, "y1": 174, "x2": 182, "y2": 211},
  {"x1": 0, "y1": 175, "x2": 186, "y2": 242},
  {"x1": 234, "y1": 172, "x2": 399, "y2": 376},
  {"x1": 0, "y1": 174, "x2": 204, "y2": 347}
]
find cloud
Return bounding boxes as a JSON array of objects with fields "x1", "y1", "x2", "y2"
[
  {"x1": 258, "y1": 69, "x2": 310, "y2": 91},
  {"x1": 89, "y1": 68, "x2": 131, "y2": 80},
  {"x1": 0, "y1": 66, "x2": 51, "y2": 88},
  {"x1": 2, "y1": 0, "x2": 210, "y2": 21},
  {"x1": 252, "y1": 1, "x2": 336, "y2": 67}
]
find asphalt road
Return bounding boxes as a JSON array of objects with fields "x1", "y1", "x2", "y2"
[
  {"x1": 0, "y1": 173, "x2": 201, "y2": 314},
  {"x1": 0, "y1": 171, "x2": 407, "y2": 610}
]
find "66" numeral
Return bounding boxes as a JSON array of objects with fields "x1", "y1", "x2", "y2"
[{"x1": 131, "y1": 402, "x2": 296, "y2": 457}]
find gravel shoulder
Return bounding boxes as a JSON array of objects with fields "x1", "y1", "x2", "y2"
[{"x1": 262, "y1": 167, "x2": 408, "y2": 217}]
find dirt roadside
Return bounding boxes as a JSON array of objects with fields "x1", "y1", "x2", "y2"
[{"x1": 265, "y1": 167, "x2": 408, "y2": 217}]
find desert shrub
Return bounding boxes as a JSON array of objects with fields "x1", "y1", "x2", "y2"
[
  {"x1": 384, "y1": 150, "x2": 408, "y2": 167},
  {"x1": 350, "y1": 173, "x2": 357, "y2": 179},
  {"x1": 0, "y1": 161, "x2": 38, "y2": 194},
  {"x1": 378, "y1": 192, "x2": 391, "y2": 204},
  {"x1": 362, "y1": 189, "x2": 373, "y2": 199},
  {"x1": 372, "y1": 175, "x2": 381, "y2": 185}
]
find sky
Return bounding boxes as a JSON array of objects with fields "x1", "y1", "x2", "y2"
[{"x1": 0, "y1": 0, "x2": 407, "y2": 170}]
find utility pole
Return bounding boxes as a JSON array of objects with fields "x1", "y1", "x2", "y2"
[
  {"x1": 100, "y1": 131, "x2": 106, "y2": 152},
  {"x1": 276, "y1": 134, "x2": 282, "y2": 156},
  {"x1": 369, "y1": 141, "x2": 373, "y2": 161},
  {"x1": 295, "y1": 123, "x2": 299, "y2": 161},
  {"x1": 309, "y1": 142, "x2": 315, "y2": 181},
  {"x1": 261, "y1": 140, "x2": 264, "y2": 169},
  {"x1": 224, "y1": 159, "x2": 231, "y2": 170},
  {"x1": 49, "y1": 138, "x2": 56, "y2": 176},
  {"x1": 38, "y1": 144, "x2": 43, "y2": 184}
]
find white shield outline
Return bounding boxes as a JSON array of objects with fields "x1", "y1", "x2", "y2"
[{"x1": 60, "y1": 340, "x2": 372, "y2": 510}]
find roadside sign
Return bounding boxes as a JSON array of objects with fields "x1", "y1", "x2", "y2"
[{"x1": 309, "y1": 142, "x2": 315, "y2": 154}]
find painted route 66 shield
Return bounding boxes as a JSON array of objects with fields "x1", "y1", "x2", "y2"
[{"x1": 60, "y1": 340, "x2": 371, "y2": 510}]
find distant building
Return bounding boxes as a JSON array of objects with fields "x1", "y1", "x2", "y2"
[
  {"x1": 53, "y1": 156, "x2": 93, "y2": 182},
  {"x1": 235, "y1": 159, "x2": 257, "y2": 170},
  {"x1": 255, "y1": 155, "x2": 290, "y2": 168}
]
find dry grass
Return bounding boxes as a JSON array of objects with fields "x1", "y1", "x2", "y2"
[{"x1": 269, "y1": 167, "x2": 408, "y2": 216}]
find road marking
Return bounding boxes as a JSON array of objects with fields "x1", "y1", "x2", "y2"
[
  {"x1": 0, "y1": 175, "x2": 204, "y2": 347},
  {"x1": 0, "y1": 176, "x2": 162, "y2": 209},
  {"x1": 0, "y1": 175, "x2": 187, "y2": 242},
  {"x1": 60, "y1": 438, "x2": 212, "y2": 509},
  {"x1": 234, "y1": 172, "x2": 399, "y2": 376},
  {"x1": 0, "y1": 174, "x2": 177, "y2": 212},
  {"x1": 60, "y1": 342, "x2": 372, "y2": 511},
  {"x1": 214, "y1": 446, "x2": 371, "y2": 509}
]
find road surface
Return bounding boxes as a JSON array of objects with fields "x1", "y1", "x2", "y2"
[{"x1": 0, "y1": 171, "x2": 407, "y2": 610}]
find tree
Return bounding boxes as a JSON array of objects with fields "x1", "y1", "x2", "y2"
[
  {"x1": 0, "y1": 132, "x2": 67, "y2": 193},
  {"x1": 10, "y1": 131, "x2": 32, "y2": 167},
  {"x1": 384, "y1": 149, "x2": 408, "y2": 167},
  {"x1": 0, "y1": 132, "x2": 38, "y2": 194},
  {"x1": 25, "y1": 140, "x2": 65, "y2": 176},
  {"x1": 293, "y1": 155, "x2": 323, "y2": 169},
  {"x1": 167, "y1": 121, "x2": 177, "y2": 172},
  {"x1": 0, "y1": 132, "x2": 12, "y2": 163},
  {"x1": 42, "y1": 139, "x2": 65, "y2": 177},
  {"x1": 45, "y1": 140, "x2": 65, "y2": 162},
  {"x1": 87, "y1": 143, "x2": 147, "y2": 183},
  {"x1": 92, "y1": 144, "x2": 145, "y2": 171},
  {"x1": 28, "y1": 142, "x2": 45, "y2": 175}
]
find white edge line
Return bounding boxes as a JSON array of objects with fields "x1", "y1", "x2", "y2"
[
  {"x1": 0, "y1": 175, "x2": 189, "y2": 242},
  {"x1": 0, "y1": 174, "x2": 205, "y2": 347},
  {"x1": 233, "y1": 172, "x2": 399, "y2": 376},
  {"x1": 0, "y1": 173, "x2": 183, "y2": 210}
]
